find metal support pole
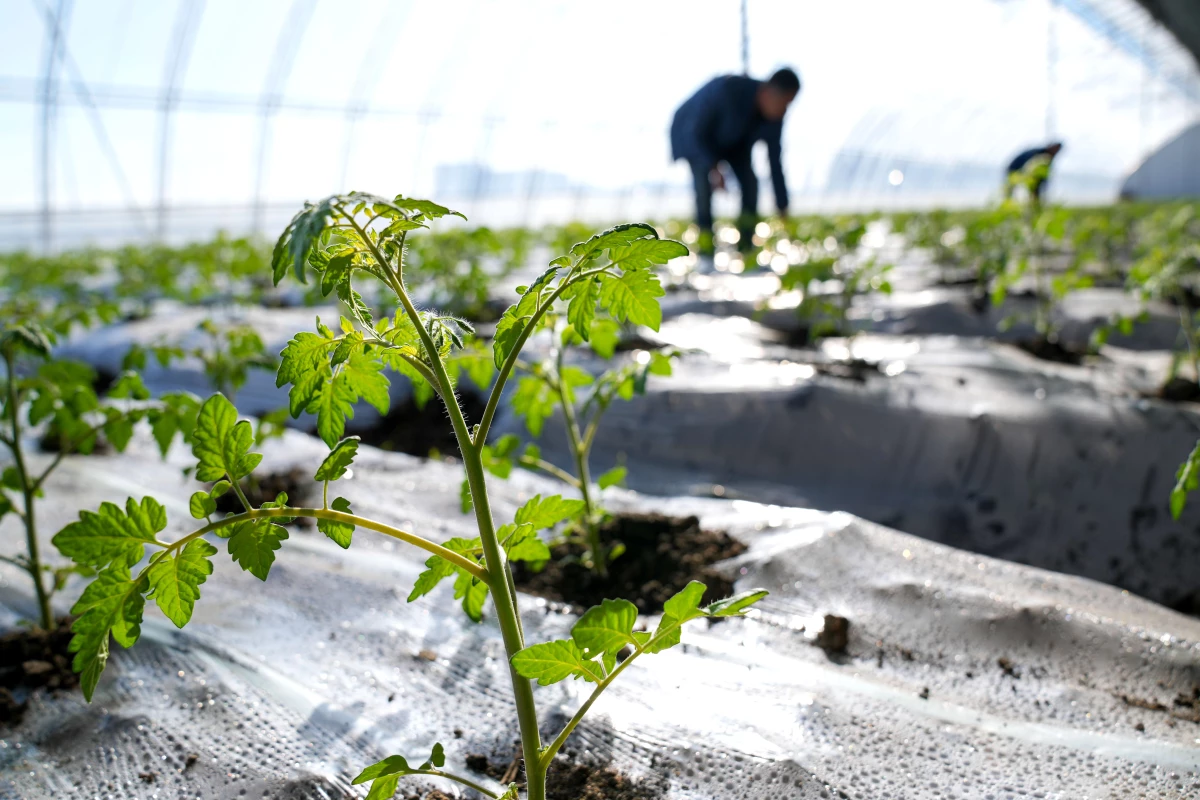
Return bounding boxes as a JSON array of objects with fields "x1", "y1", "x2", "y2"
[
  {"x1": 38, "y1": 0, "x2": 69, "y2": 254},
  {"x1": 154, "y1": 0, "x2": 204, "y2": 241},
  {"x1": 1046, "y1": 0, "x2": 1058, "y2": 141},
  {"x1": 741, "y1": 0, "x2": 750, "y2": 75},
  {"x1": 252, "y1": 0, "x2": 317, "y2": 236}
]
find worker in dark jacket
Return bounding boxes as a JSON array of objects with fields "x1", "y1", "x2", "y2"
[
  {"x1": 1005, "y1": 142, "x2": 1063, "y2": 201},
  {"x1": 671, "y1": 68, "x2": 800, "y2": 255}
]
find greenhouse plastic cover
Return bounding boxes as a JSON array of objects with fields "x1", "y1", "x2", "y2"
[
  {"x1": 3, "y1": 0, "x2": 1200, "y2": 250},
  {"x1": 0, "y1": 430, "x2": 1197, "y2": 799}
]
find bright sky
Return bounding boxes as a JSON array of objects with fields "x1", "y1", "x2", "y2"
[{"x1": 0, "y1": 0, "x2": 1197, "y2": 217}]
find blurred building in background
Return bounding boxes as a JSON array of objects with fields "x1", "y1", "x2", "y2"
[{"x1": 1, "y1": 0, "x2": 1198, "y2": 250}]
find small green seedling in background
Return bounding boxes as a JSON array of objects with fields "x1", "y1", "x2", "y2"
[
  {"x1": 1, "y1": 314, "x2": 196, "y2": 632},
  {"x1": 52, "y1": 192, "x2": 766, "y2": 800},
  {"x1": 466, "y1": 296, "x2": 679, "y2": 576}
]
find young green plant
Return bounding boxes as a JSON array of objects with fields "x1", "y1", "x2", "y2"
[
  {"x1": 469, "y1": 308, "x2": 677, "y2": 576},
  {"x1": 53, "y1": 192, "x2": 766, "y2": 800},
  {"x1": 1, "y1": 317, "x2": 197, "y2": 631}
]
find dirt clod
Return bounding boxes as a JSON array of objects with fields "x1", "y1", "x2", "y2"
[
  {"x1": 465, "y1": 752, "x2": 665, "y2": 800},
  {"x1": 1158, "y1": 377, "x2": 1200, "y2": 403},
  {"x1": 998, "y1": 657, "x2": 1021, "y2": 679},
  {"x1": 817, "y1": 614, "x2": 850, "y2": 654},
  {"x1": 511, "y1": 513, "x2": 746, "y2": 613}
]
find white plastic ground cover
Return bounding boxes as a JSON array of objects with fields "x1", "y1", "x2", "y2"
[
  {"x1": 498, "y1": 314, "x2": 1200, "y2": 609},
  {"x1": 0, "y1": 431, "x2": 1195, "y2": 799},
  {"x1": 661, "y1": 270, "x2": 1185, "y2": 353}
]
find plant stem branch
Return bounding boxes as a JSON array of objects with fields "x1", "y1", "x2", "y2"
[
  {"x1": 409, "y1": 769, "x2": 501, "y2": 799},
  {"x1": 473, "y1": 266, "x2": 612, "y2": 449},
  {"x1": 4, "y1": 350, "x2": 53, "y2": 629},
  {"x1": 165, "y1": 507, "x2": 488, "y2": 580},
  {"x1": 29, "y1": 416, "x2": 114, "y2": 495},
  {"x1": 518, "y1": 456, "x2": 581, "y2": 488}
]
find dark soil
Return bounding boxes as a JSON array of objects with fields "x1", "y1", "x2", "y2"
[
  {"x1": 0, "y1": 617, "x2": 79, "y2": 726},
  {"x1": 355, "y1": 393, "x2": 486, "y2": 458},
  {"x1": 466, "y1": 751, "x2": 666, "y2": 800},
  {"x1": 1118, "y1": 686, "x2": 1200, "y2": 724},
  {"x1": 511, "y1": 513, "x2": 746, "y2": 614},
  {"x1": 813, "y1": 358, "x2": 880, "y2": 383},
  {"x1": 1158, "y1": 377, "x2": 1200, "y2": 403},
  {"x1": 214, "y1": 467, "x2": 315, "y2": 525},
  {"x1": 785, "y1": 325, "x2": 812, "y2": 348},
  {"x1": 1013, "y1": 336, "x2": 1087, "y2": 365}
]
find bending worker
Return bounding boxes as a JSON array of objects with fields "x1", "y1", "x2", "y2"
[
  {"x1": 1005, "y1": 141, "x2": 1063, "y2": 202},
  {"x1": 671, "y1": 68, "x2": 800, "y2": 256}
]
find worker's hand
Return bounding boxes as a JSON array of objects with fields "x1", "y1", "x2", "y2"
[{"x1": 709, "y1": 167, "x2": 726, "y2": 191}]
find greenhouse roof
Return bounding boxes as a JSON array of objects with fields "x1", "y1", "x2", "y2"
[
  {"x1": 1135, "y1": 0, "x2": 1200, "y2": 67},
  {"x1": 1, "y1": 0, "x2": 1198, "y2": 250}
]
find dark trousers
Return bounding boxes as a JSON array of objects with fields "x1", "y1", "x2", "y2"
[{"x1": 689, "y1": 148, "x2": 758, "y2": 253}]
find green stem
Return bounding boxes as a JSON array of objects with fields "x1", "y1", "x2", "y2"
[
  {"x1": 344, "y1": 207, "x2": 546, "y2": 800},
  {"x1": 538, "y1": 615, "x2": 687, "y2": 769},
  {"x1": 164, "y1": 507, "x2": 487, "y2": 580},
  {"x1": 3, "y1": 351, "x2": 53, "y2": 630},
  {"x1": 518, "y1": 456, "x2": 581, "y2": 489},
  {"x1": 554, "y1": 344, "x2": 602, "y2": 576},
  {"x1": 473, "y1": 266, "x2": 612, "y2": 449},
  {"x1": 410, "y1": 768, "x2": 501, "y2": 799}
]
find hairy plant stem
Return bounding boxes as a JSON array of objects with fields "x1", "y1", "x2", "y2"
[
  {"x1": 3, "y1": 350, "x2": 53, "y2": 630},
  {"x1": 349, "y1": 211, "x2": 547, "y2": 800}
]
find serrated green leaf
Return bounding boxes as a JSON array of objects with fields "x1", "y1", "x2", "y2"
[
  {"x1": 189, "y1": 491, "x2": 216, "y2": 520},
  {"x1": 392, "y1": 194, "x2": 465, "y2": 221},
  {"x1": 102, "y1": 413, "x2": 136, "y2": 452},
  {"x1": 408, "y1": 538, "x2": 482, "y2": 602},
  {"x1": 607, "y1": 238, "x2": 689, "y2": 270},
  {"x1": 570, "y1": 223, "x2": 657, "y2": 263},
  {"x1": 511, "y1": 638, "x2": 603, "y2": 686},
  {"x1": 314, "y1": 437, "x2": 360, "y2": 482},
  {"x1": 567, "y1": 278, "x2": 600, "y2": 341},
  {"x1": 589, "y1": 319, "x2": 620, "y2": 359},
  {"x1": 193, "y1": 394, "x2": 262, "y2": 481},
  {"x1": 68, "y1": 566, "x2": 148, "y2": 701},
  {"x1": 146, "y1": 539, "x2": 217, "y2": 627},
  {"x1": 52, "y1": 497, "x2": 167, "y2": 570},
  {"x1": 318, "y1": 497, "x2": 354, "y2": 548},
  {"x1": 227, "y1": 519, "x2": 288, "y2": 580},
  {"x1": 705, "y1": 589, "x2": 769, "y2": 617},
  {"x1": 645, "y1": 580, "x2": 707, "y2": 654},
  {"x1": 599, "y1": 270, "x2": 664, "y2": 330},
  {"x1": 597, "y1": 465, "x2": 627, "y2": 489},
  {"x1": 514, "y1": 494, "x2": 587, "y2": 530},
  {"x1": 1171, "y1": 438, "x2": 1200, "y2": 520},
  {"x1": 571, "y1": 598, "x2": 639, "y2": 658},
  {"x1": 455, "y1": 569, "x2": 489, "y2": 622},
  {"x1": 492, "y1": 306, "x2": 529, "y2": 369}
]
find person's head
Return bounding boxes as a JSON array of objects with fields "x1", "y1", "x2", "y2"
[
  {"x1": 1046, "y1": 142, "x2": 1064, "y2": 158},
  {"x1": 757, "y1": 67, "x2": 800, "y2": 121}
]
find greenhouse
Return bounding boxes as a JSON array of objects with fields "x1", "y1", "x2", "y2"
[{"x1": 1, "y1": 1, "x2": 1199, "y2": 798}]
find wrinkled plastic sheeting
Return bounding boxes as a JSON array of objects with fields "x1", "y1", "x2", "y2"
[
  {"x1": 0, "y1": 431, "x2": 1196, "y2": 798},
  {"x1": 662, "y1": 274, "x2": 1184, "y2": 352},
  {"x1": 497, "y1": 319, "x2": 1200, "y2": 609}
]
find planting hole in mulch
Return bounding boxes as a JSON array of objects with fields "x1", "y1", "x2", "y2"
[
  {"x1": 355, "y1": 393, "x2": 486, "y2": 458},
  {"x1": 512, "y1": 513, "x2": 746, "y2": 614},
  {"x1": 464, "y1": 750, "x2": 666, "y2": 800},
  {"x1": 1158, "y1": 377, "x2": 1200, "y2": 403},
  {"x1": 213, "y1": 467, "x2": 315, "y2": 525},
  {"x1": 1013, "y1": 336, "x2": 1087, "y2": 366},
  {"x1": 0, "y1": 617, "x2": 79, "y2": 726}
]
